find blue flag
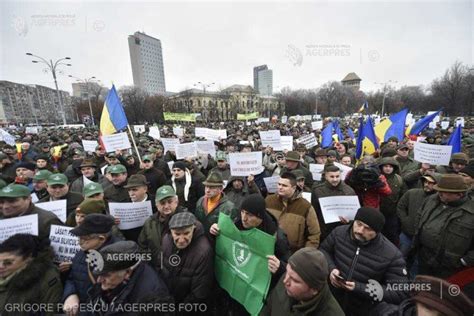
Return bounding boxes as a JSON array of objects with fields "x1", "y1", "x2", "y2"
[
  {"x1": 408, "y1": 110, "x2": 441, "y2": 136},
  {"x1": 447, "y1": 125, "x2": 462, "y2": 154},
  {"x1": 321, "y1": 122, "x2": 334, "y2": 148}
]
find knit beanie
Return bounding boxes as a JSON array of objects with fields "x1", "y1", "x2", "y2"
[
  {"x1": 240, "y1": 194, "x2": 266, "y2": 219},
  {"x1": 288, "y1": 248, "x2": 329, "y2": 291},
  {"x1": 354, "y1": 207, "x2": 385, "y2": 233},
  {"x1": 173, "y1": 161, "x2": 187, "y2": 171}
]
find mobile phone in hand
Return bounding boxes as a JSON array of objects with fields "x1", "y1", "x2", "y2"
[{"x1": 335, "y1": 274, "x2": 346, "y2": 282}]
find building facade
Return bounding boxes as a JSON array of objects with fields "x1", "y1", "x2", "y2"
[
  {"x1": 167, "y1": 84, "x2": 284, "y2": 121},
  {"x1": 0, "y1": 81, "x2": 74, "y2": 125},
  {"x1": 128, "y1": 31, "x2": 166, "y2": 95},
  {"x1": 72, "y1": 82, "x2": 108, "y2": 100},
  {"x1": 341, "y1": 72, "x2": 362, "y2": 90},
  {"x1": 253, "y1": 65, "x2": 273, "y2": 96}
]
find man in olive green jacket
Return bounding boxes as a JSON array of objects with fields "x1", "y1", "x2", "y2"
[
  {"x1": 194, "y1": 172, "x2": 238, "y2": 236},
  {"x1": 412, "y1": 174, "x2": 474, "y2": 278},
  {"x1": 260, "y1": 248, "x2": 344, "y2": 316},
  {"x1": 0, "y1": 184, "x2": 62, "y2": 242},
  {"x1": 138, "y1": 185, "x2": 188, "y2": 269}
]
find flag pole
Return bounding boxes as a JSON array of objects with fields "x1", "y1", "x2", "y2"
[{"x1": 127, "y1": 125, "x2": 142, "y2": 165}]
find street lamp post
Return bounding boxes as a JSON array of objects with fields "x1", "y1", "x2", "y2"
[
  {"x1": 69, "y1": 75, "x2": 100, "y2": 126},
  {"x1": 26, "y1": 53, "x2": 71, "y2": 125},
  {"x1": 374, "y1": 80, "x2": 397, "y2": 116}
]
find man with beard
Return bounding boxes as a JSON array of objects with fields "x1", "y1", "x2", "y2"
[
  {"x1": 397, "y1": 174, "x2": 441, "y2": 258},
  {"x1": 103, "y1": 164, "x2": 129, "y2": 203},
  {"x1": 320, "y1": 207, "x2": 409, "y2": 315}
]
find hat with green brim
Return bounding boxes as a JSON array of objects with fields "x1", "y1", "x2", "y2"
[
  {"x1": 107, "y1": 164, "x2": 127, "y2": 174},
  {"x1": 83, "y1": 182, "x2": 104, "y2": 197},
  {"x1": 155, "y1": 185, "x2": 176, "y2": 201},
  {"x1": 33, "y1": 170, "x2": 53, "y2": 181},
  {"x1": 0, "y1": 184, "x2": 31, "y2": 198},
  {"x1": 47, "y1": 173, "x2": 68, "y2": 186}
]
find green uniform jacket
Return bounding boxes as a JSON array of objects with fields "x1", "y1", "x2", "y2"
[
  {"x1": 413, "y1": 194, "x2": 474, "y2": 277},
  {"x1": 0, "y1": 250, "x2": 63, "y2": 316},
  {"x1": 194, "y1": 194, "x2": 238, "y2": 236},
  {"x1": 396, "y1": 156, "x2": 420, "y2": 176},
  {"x1": 0, "y1": 203, "x2": 63, "y2": 242},
  {"x1": 137, "y1": 205, "x2": 188, "y2": 269},
  {"x1": 260, "y1": 280, "x2": 344, "y2": 316},
  {"x1": 397, "y1": 188, "x2": 434, "y2": 237}
]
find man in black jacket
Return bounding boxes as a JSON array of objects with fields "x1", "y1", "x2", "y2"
[{"x1": 320, "y1": 207, "x2": 409, "y2": 316}]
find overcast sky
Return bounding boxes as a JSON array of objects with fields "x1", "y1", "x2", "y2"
[{"x1": 0, "y1": 0, "x2": 471, "y2": 95}]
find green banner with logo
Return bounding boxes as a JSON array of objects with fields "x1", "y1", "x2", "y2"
[
  {"x1": 237, "y1": 112, "x2": 259, "y2": 121},
  {"x1": 215, "y1": 213, "x2": 275, "y2": 315},
  {"x1": 163, "y1": 112, "x2": 197, "y2": 122}
]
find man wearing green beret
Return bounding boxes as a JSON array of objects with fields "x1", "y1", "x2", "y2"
[
  {"x1": 0, "y1": 184, "x2": 62, "y2": 242},
  {"x1": 38, "y1": 173, "x2": 84, "y2": 220},
  {"x1": 32, "y1": 169, "x2": 52, "y2": 201},
  {"x1": 103, "y1": 164, "x2": 130, "y2": 203}
]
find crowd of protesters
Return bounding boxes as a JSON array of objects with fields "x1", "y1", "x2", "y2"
[{"x1": 0, "y1": 116, "x2": 472, "y2": 315}]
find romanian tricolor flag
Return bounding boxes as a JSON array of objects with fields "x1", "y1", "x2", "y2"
[
  {"x1": 355, "y1": 117, "x2": 379, "y2": 160},
  {"x1": 374, "y1": 108, "x2": 408, "y2": 144},
  {"x1": 358, "y1": 101, "x2": 368, "y2": 113},
  {"x1": 100, "y1": 85, "x2": 128, "y2": 136}
]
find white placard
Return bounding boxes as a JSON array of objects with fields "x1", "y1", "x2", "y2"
[
  {"x1": 83, "y1": 175, "x2": 93, "y2": 186},
  {"x1": 428, "y1": 111, "x2": 440, "y2": 123},
  {"x1": 456, "y1": 117, "x2": 465, "y2": 127},
  {"x1": 280, "y1": 136, "x2": 294, "y2": 151},
  {"x1": 133, "y1": 125, "x2": 145, "y2": 133},
  {"x1": 195, "y1": 140, "x2": 216, "y2": 158},
  {"x1": 0, "y1": 214, "x2": 39, "y2": 242},
  {"x1": 49, "y1": 225, "x2": 80, "y2": 263},
  {"x1": 149, "y1": 126, "x2": 161, "y2": 140},
  {"x1": 101, "y1": 132, "x2": 131, "y2": 152},
  {"x1": 173, "y1": 127, "x2": 184, "y2": 137},
  {"x1": 414, "y1": 142, "x2": 452, "y2": 166},
  {"x1": 31, "y1": 193, "x2": 39, "y2": 203},
  {"x1": 25, "y1": 126, "x2": 39, "y2": 134},
  {"x1": 297, "y1": 133, "x2": 318, "y2": 149},
  {"x1": 319, "y1": 196, "x2": 361, "y2": 224},
  {"x1": 302, "y1": 192, "x2": 311, "y2": 204},
  {"x1": 82, "y1": 140, "x2": 98, "y2": 152},
  {"x1": 417, "y1": 136, "x2": 427, "y2": 143},
  {"x1": 175, "y1": 142, "x2": 198, "y2": 160},
  {"x1": 313, "y1": 114, "x2": 322, "y2": 120},
  {"x1": 167, "y1": 161, "x2": 174, "y2": 172},
  {"x1": 441, "y1": 121, "x2": 450, "y2": 130},
  {"x1": 309, "y1": 164, "x2": 325, "y2": 181},
  {"x1": 0, "y1": 129, "x2": 16, "y2": 145},
  {"x1": 263, "y1": 176, "x2": 280, "y2": 193},
  {"x1": 281, "y1": 116, "x2": 288, "y2": 124},
  {"x1": 36, "y1": 200, "x2": 67, "y2": 223},
  {"x1": 260, "y1": 130, "x2": 282, "y2": 151},
  {"x1": 302, "y1": 115, "x2": 312, "y2": 121},
  {"x1": 429, "y1": 121, "x2": 437, "y2": 129},
  {"x1": 195, "y1": 127, "x2": 227, "y2": 141},
  {"x1": 311, "y1": 121, "x2": 323, "y2": 130},
  {"x1": 257, "y1": 118, "x2": 269, "y2": 124},
  {"x1": 109, "y1": 201, "x2": 153, "y2": 229},
  {"x1": 101, "y1": 165, "x2": 108, "y2": 175},
  {"x1": 161, "y1": 138, "x2": 180, "y2": 153},
  {"x1": 229, "y1": 151, "x2": 264, "y2": 176},
  {"x1": 333, "y1": 162, "x2": 353, "y2": 180}
]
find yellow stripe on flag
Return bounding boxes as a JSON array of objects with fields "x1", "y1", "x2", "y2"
[
  {"x1": 374, "y1": 119, "x2": 392, "y2": 145},
  {"x1": 100, "y1": 104, "x2": 117, "y2": 136}
]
